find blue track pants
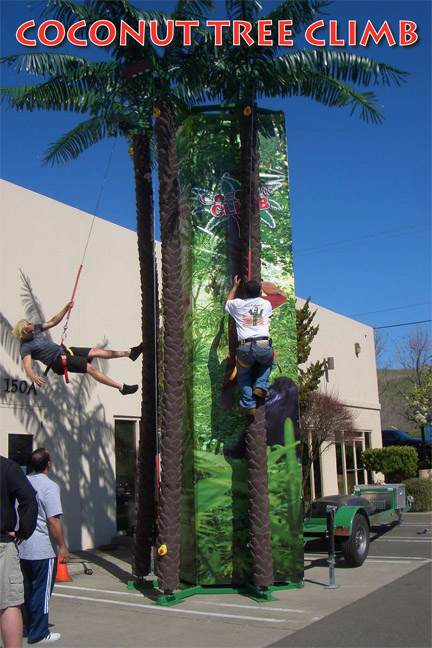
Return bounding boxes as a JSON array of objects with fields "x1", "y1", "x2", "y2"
[{"x1": 20, "y1": 557, "x2": 57, "y2": 644}]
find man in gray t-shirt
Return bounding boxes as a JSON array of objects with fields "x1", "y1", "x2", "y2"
[
  {"x1": 12, "y1": 300, "x2": 142, "y2": 395},
  {"x1": 18, "y1": 448, "x2": 69, "y2": 644}
]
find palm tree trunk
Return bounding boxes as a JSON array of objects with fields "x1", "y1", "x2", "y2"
[
  {"x1": 238, "y1": 99, "x2": 274, "y2": 588},
  {"x1": 131, "y1": 131, "x2": 158, "y2": 578},
  {"x1": 154, "y1": 94, "x2": 184, "y2": 593}
]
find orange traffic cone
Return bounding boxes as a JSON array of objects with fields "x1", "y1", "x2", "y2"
[{"x1": 55, "y1": 555, "x2": 72, "y2": 583}]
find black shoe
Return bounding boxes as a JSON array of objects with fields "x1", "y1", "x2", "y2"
[
  {"x1": 129, "y1": 343, "x2": 143, "y2": 362},
  {"x1": 120, "y1": 384, "x2": 139, "y2": 395}
]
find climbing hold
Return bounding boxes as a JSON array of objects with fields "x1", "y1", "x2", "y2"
[
  {"x1": 243, "y1": 106, "x2": 252, "y2": 116},
  {"x1": 158, "y1": 544, "x2": 167, "y2": 556},
  {"x1": 153, "y1": 107, "x2": 161, "y2": 119},
  {"x1": 128, "y1": 146, "x2": 134, "y2": 156}
]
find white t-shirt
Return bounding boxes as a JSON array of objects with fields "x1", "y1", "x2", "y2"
[
  {"x1": 18, "y1": 473, "x2": 63, "y2": 560},
  {"x1": 225, "y1": 297, "x2": 272, "y2": 341}
]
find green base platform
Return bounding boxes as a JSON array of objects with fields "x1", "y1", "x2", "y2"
[{"x1": 127, "y1": 578, "x2": 303, "y2": 606}]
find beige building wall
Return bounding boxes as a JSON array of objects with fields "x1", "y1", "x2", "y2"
[
  {"x1": 1, "y1": 180, "x2": 382, "y2": 548},
  {"x1": 296, "y1": 297, "x2": 382, "y2": 496},
  {"x1": 1, "y1": 179, "x2": 149, "y2": 550}
]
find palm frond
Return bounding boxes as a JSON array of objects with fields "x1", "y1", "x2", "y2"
[
  {"x1": 19, "y1": 270, "x2": 47, "y2": 328},
  {"x1": 277, "y1": 49, "x2": 408, "y2": 87},
  {"x1": 42, "y1": 115, "x2": 122, "y2": 165},
  {"x1": 265, "y1": 0, "x2": 329, "y2": 35},
  {"x1": 39, "y1": 0, "x2": 96, "y2": 26},
  {"x1": 0, "y1": 53, "x2": 88, "y2": 78},
  {"x1": 225, "y1": 0, "x2": 262, "y2": 22},
  {"x1": 0, "y1": 313, "x2": 22, "y2": 366},
  {"x1": 171, "y1": 0, "x2": 214, "y2": 22},
  {"x1": 288, "y1": 72, "x2": 384, "y2": 124},
  {"x1": 84, "y1": 0, "x2": 165, "y2": 25}
]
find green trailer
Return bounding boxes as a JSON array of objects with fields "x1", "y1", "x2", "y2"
[{"x1": 303, "y1": 484, "x2": 412, "y2": 567}]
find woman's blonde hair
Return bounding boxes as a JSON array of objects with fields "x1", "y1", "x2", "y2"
[{"x1": 12, "y1": 319, "x2": 31, "y2": 339}]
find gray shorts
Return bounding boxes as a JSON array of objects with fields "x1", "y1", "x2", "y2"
[{"x1": 0, "y1": 541, "x2": 23, "y2": 609}]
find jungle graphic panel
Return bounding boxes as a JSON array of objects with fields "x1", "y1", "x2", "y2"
[{"x1": 178, "y1": 111, "x2": 303, "y2": 585}]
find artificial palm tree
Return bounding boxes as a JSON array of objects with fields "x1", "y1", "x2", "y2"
[
  {"x1": 1, "y1": 0, "x2": 213, "y2": 591},
  {"x1": 202, "y1": 0, "x2": 408, "y2": 589}
]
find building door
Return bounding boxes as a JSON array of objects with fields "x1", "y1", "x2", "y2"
[{"x1": 336, "y1": 432, "x2": 369, "y2": 494}]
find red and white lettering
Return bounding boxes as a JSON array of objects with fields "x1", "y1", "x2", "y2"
[
  {"x1": 278, "y1": 20, "x2": 293, "y2": 46},
  {"x1": 207, "y1": 21, "x2": 230, "y2": 46},
  {"x1": 305, "y1": 20, "x2": 325, "y2": 46},
  {"x1": 348, "y1": 20, "x2": 357, "y2": 46},
  {"x1": 211, "y1": 204, "x2": 225, "y2": 217},
  {"x1": 400, "y1": 21, "x2": 418, "y2": 46},
  {"x1": 120, "y1": 20, "x2": 145, "y2": 46},
  {"x1": 149, "y1": 20, "x2": 174, "y2": 46},
  {"x1": 67, "y1": 21, "x2": 87, "y2": 46},
  {"x1": 16, "y1": 20, "x2": 36, "y2": 46},
  {"x1": 38, "y1": 20, "x2": 65, "y2": 46},
  {"x1": 233, "y1": 21, "x2": 253, "y2": 46},
  {"x1": 176, "y1": 20, "x2": 199, "y2": 46},
  {"x1": 359, "y1": 21, "x2": 396, "y2": 47},
  {"x1": 329, "y1": 20, "x2": 344, "y2": 46},
  {"x1": 89, "y1": 20, "x2": 116, "y2": 46},
  {"x1": 258, "y1": 20, "x2": 273, "y2": 46},
  {"x1": 259, "y1": 197, "x2": 270, "y2": 210}
]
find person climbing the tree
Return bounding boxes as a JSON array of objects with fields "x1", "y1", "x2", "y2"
[
  {"x1": 12, "y1": 302, "x2": 142, "y2": 395},
  {"x1": 225, "y1": 275, "x2": 275, "y2": 415}
]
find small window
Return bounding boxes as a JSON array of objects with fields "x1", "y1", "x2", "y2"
[{"x1": 8, "y1": 434, "x2": 33, "y2": 474}]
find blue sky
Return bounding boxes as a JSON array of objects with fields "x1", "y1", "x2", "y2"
[{"x1": 1, "y1": 0, "x2": 430, "y2": 368}]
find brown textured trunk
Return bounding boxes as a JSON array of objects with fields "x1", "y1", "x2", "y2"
[
  {"x1": 154, "y1": 95, "x2": 184, "y2": 593},
  {"x1": 238, "y1": 99, "x2": 274, "y2": 588},
  {"x1": 131, "y1": 132, "x2": 158, "y2": 578}
]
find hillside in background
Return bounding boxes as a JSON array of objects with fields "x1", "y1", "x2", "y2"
[{"x1": 378, "y1": 368, "x2": 420, "y2": 436}]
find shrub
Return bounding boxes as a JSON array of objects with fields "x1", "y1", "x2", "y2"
[
  {"x1": 361, "y1": 446, "x2": 418, "y2": 483},
  {"x1": 403, "y1": 478, "x2": 432, "y2": 512}
]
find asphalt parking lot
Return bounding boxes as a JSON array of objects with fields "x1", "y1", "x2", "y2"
[{"x1": 24, "y1": 511, "x2": 431, "y2": 648}]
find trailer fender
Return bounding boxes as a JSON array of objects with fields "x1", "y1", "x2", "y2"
[{"x1": 333, "y1": 506, "x2": 371, "y2": 537}]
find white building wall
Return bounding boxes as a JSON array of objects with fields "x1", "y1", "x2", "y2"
[
  {"x1": 296, "y1": 297, "x2": 382, "y2": 496},
  {"x1": 1, "y1": 180, "x2": 382, "y2": 547},
  {"x1": 1, "y1": 179, "x2": 147, "y2": 550}
]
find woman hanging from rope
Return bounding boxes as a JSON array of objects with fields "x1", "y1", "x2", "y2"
[{"x1": 12, "y1": 302, "x2": 142, "y2": 395}]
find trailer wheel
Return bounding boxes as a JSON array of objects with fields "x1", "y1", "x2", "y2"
[{"x1": 340, "y1": 514, "x2": 369, "y2": 567}]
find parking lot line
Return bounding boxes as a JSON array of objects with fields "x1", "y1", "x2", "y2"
[
  {"x1": 200, "y1": 602, "x2": 305, "y2": 614},
  {"x1": 55, "y1": 585, "x2": 306, "y2": 615},
  {"x1": 53, "y1": 592, "x2": 286, "y2": 623}
]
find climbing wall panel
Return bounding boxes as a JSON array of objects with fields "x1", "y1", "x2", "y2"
[{"x1": 177, "y1": 110, "x2": 303, "y2": 585}]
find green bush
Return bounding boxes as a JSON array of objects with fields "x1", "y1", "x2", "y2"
[
  {"x1": 403, "y1": 478, "x2": 432, "y2": 511},
  {"x1": 361, "y1": 446, "x2": 418, "y2": 483}
]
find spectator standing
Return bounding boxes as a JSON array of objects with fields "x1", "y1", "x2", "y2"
[
  {"x1": 18, "y1": 448, "x2": 69, "y2": 644},
  {"x1": 0, "y1": 455, "x2": 38, "y2": 648}
]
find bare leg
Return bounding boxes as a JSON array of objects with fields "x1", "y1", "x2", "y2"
[
  {"x1": 87, "y1": 348, "x2": 130, "y2": 360},
  {"x1": 86, "y1": 363, "x2": 122, "y2": 390},
  {"x1": 1, "y1": 606, "x2": 23, "y2": 648}
]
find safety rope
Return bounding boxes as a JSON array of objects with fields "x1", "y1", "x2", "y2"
[
  {"x1": 59, "y1": 139, "x2": 117, "y2": 347},
  {"x1": 247, "y1": 80, "x2": 255, "y2": 281}
]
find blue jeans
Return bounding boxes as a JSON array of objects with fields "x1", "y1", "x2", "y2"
[{"x1": 236, "y1": 344, "x2": 274, "y2": 409}]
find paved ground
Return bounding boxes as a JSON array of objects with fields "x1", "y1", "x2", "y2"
[{"x1": 23, "y1": 511, "x2": 431, "y2": 648}]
